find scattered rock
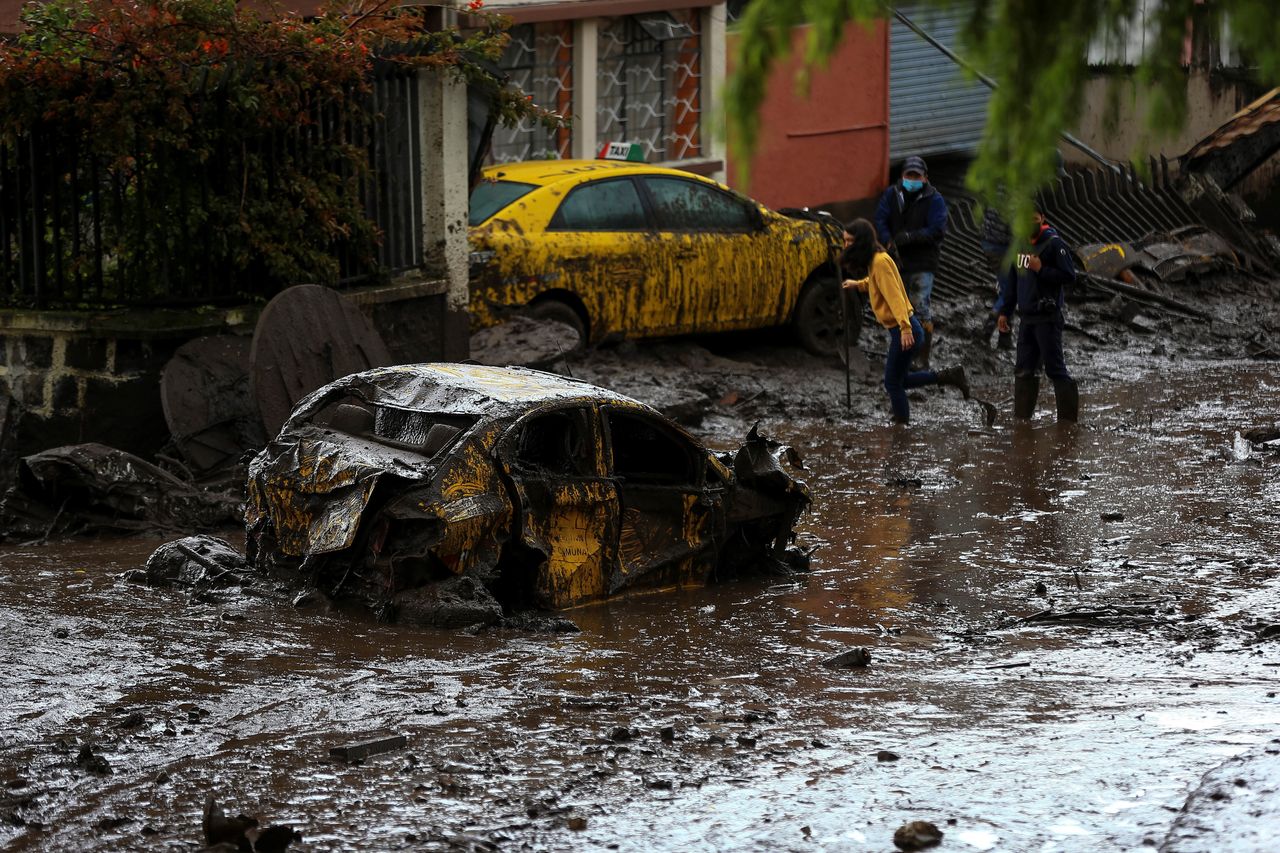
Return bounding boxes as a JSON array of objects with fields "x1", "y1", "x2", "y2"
[
  {"x1": 144, "y1": 535, "x2": 249, "y2": 589},
  {"x1": 75, "y1": 743, "x2": 111, "y2": 776},
  {"x1": 890, "y1": 476, "x2": 924, "y2": 489},
  {"x1": 609, "y1": 727, "x2": 634, "y2": 743},
  {"x1": 1100, "y1": 511, "x2": 1125, "y2": 522},
  {"x1": 115, "y1": 712, "x2": 146, "y2": 730},
  {"x1": 253, "y1": 824, "x2": 303, "y2": 853},
  {"x1": 202, "y1": 795, "x2": 300, "y2": 852},
  {"x1": 1034, "y1": 581, "x2": 1048, "y2": 597},
  {"x1": 822, "y1": 648, "x2": 871, "y2": 669},
  {"x1": 877, "y1": 750, "x2": 900, "y2": 762},
  {"x1": 501, "y1": 613, "x2": 581, "y2": 633},
  {"x1": 893, "y1": 820, "x2": 943, "y2": 850},
  {"x1": 392, "y1": 575, "x2": 503, "y2": 630}
]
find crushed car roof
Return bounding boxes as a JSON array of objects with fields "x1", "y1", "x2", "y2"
[{"x1": 306, "y1": 363, "x2": 642, "y2": 418}]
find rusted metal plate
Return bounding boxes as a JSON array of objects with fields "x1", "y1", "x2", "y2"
[
  {"x1": 250, "y1": 285, "x2": 393, "y2": 439},
  {"x1": 161, "y1": 335, "x2": 263, "y2": 474}
]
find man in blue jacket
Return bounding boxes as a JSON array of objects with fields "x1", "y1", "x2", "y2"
[
  {"x1": 996, "y1": 206, "x2": 1079, "y2": 422},
  {"x1": 874, "y1": 156, "x2": 947, "y2": 367}
]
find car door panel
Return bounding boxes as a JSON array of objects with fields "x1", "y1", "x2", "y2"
[
  {"x1": 604, "y1": 407, "x2": 725, "y2": 594},
  {"x1": 640, "y1": 176, "x2": 788, "y2": 331},
  {"x1": 500, "y1": 406, "x2": 621, "y2": 609}
]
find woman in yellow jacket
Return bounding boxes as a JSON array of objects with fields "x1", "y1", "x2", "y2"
[{"x1": 841, "y1": 219, "x2": 969, "y2": 424}]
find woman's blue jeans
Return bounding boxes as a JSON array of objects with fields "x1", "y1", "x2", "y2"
[{"x1": 885, "y1": 316, "x2": 937, "y2": 421}]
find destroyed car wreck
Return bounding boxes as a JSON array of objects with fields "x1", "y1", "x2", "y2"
[{"x1": 246, "y1": 364, "x2": 810, "y2": 627}]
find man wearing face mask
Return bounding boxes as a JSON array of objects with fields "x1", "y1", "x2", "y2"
[
  {"x1": 996, "y1": 205, "x2": 1078, "y2": 422},
  {"x1": 874, "y1": 156, "x2": 947, "y2": 368}
]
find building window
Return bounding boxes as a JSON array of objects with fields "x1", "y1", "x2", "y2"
[
  {"x1": 490, "y1": 22, "x2": 574, "y2": 163},
  {"x1": 597, "y1": 11, "x2": 702, "y2": 162}
]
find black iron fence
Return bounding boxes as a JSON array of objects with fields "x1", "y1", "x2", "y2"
[{"x1": 0, "y1": 65, "x2": 427, "y2": 310}]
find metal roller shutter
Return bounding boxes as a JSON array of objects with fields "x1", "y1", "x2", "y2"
[{"x1": 889, "y1": 4, "x2": 990, "y2": 160}]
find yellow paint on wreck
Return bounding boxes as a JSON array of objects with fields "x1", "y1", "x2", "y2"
[
  {"x1": 681, "y1": 492, "x2": 705, "y2": 547},
  {"x1": 541, "y1": 503, "x2": 608, "y2": 605},
  {"x1": 441, "y1": 442, "x2": 492, "y2": 500},
  {"x1": 469, "y1": 160, "x2": 830, "y2": 343}
]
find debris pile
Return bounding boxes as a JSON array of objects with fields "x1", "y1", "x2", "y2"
[
  {"x1": 0, "y1": 444, "x2": 241, "y2": 540},
  {"x1": 937, "y1": 159, "x2": 1280, "y2": 358}
]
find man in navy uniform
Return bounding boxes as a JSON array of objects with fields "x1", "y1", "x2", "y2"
[{"x1": 996, "y1": 205, "x2": 1078, "y2": 422}]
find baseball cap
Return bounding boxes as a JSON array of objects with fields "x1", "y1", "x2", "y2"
[{"x1": 902, "y1": 156, "x2": 928, "y2": 175}]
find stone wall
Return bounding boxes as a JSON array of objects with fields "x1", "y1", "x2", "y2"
[
  {"x1": 0, "y1": 308, "x2": 258, "y2": 463},
  {"x1": 0, "y1": 277, "x2": 471, "y2": 479}
]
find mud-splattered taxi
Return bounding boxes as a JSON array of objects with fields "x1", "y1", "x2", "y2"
[{"x1": 468, "y1": 160, "x2": 850, "y2": 354}]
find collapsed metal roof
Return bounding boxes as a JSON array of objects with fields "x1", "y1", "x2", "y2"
[{"x1": 1182, "y1": 87, "x2": 1280, "y2": 189}]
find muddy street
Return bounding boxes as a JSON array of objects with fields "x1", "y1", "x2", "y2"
[{"x1": 2, "y1": 358, "x2": 1279, "y2": 852}]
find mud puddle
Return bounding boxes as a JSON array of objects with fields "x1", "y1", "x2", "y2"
[{"x1": 1, "y1": 362, "x2": 1279, "y2": 851}]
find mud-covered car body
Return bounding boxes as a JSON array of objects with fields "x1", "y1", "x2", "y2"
[
  {"x1": 246, "y1": 364, "x2": 809, "y2": 616},
  {"x1": 468, "y1": 160, "x2": 843, "y2": 351}
]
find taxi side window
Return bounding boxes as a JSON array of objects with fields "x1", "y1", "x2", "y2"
[
  {"x1": 607, "y1": 410, "x2": 698, "y2": 485},
  {"x1": 643, "y1": 177, "x2": 756, "y2": 232},
  {"x1": 550, "y1": 179, "x2": 648, "y2": 231},
  {"x1": 514, "y1": 410, "x2": 593, "y2": 476}
]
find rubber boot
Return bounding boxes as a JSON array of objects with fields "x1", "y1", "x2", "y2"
[
  {"x1": 1014, "y1": 375, "x2": 1039, "y2": 419},
  {"x1": 934, "y1": 365, "x2": 970, "y2": 400},
  {"x1": 1053, "y1": 378, "x2": 1079, "y2": 423},
  {"x1": 914, "y1": 321, "x2": 933, "y2": 369}
]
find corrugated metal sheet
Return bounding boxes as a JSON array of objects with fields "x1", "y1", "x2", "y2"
[
  {"x1": 889, "y1": 4, "x2": 990, "y2": 160},
  {"x1": 1183, "y1": 87, "x2": 1280, "y2": 162}
]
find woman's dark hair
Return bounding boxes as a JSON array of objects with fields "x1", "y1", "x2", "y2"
[{"x1": 841, "y1": 218, "x2": 881, "y2": 279}]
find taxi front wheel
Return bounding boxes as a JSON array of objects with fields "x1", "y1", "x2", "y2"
[{"x1": 793, "y1": 278, "x2": 860, "y2": 356}]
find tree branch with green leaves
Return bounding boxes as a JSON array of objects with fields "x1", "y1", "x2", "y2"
[{"x1": 726, "y1": 0, "x2": 1275, "y2": 233}]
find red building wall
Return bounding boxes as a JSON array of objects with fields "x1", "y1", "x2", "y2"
[{"x1": 727, "y1": 19, "x2": 889, "y2": 212}]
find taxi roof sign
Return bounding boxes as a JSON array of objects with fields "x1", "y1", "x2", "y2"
[{"x1": 598, "y1": 141, "x2": 646, "y2": 162}]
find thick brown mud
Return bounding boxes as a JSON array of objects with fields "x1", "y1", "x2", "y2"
[{"x1": 2, "y1": 361, "x2": 1279, "y2": 851}]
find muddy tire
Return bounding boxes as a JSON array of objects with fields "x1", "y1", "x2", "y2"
[
  {"x1": 793, "y1": 278, "x2": 861, "y2": 356},
  {"x1": 525, "y1": 299, "x2": 586, "y2": 350}
]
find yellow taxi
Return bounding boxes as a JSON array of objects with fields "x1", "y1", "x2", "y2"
[{"x1": 467, "y1": 159, "x2": 851, "y2": 354}]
